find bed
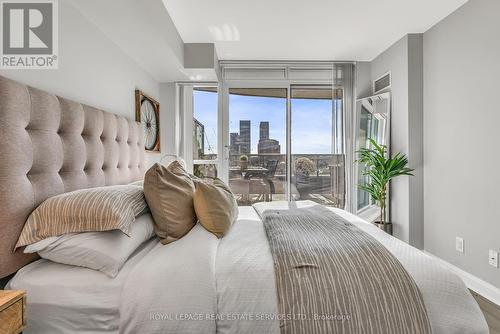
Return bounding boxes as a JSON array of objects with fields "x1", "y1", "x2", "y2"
[
  {"x1": 7, "y1": 205, "x2": 488, "y2": 333},
  {"x1": 0, "y1": 75, "x2": 489, "y2": 333}
]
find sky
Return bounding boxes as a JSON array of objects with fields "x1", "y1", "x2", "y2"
[{"x1": 193, "y1": 90, "x2": 339, "y2": 155}]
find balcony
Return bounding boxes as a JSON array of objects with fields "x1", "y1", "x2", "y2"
[{"x1": 228, "y1": 153, "x2": 345, "y2": 208}]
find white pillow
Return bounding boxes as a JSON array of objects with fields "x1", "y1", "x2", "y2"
[{"x1": 24, "y1": 213, "x2": 156, "y2": 277}]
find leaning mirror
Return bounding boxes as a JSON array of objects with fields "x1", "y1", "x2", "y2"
[{"x1": 354, "y1": 92, "x2": 391, "y2": 220}]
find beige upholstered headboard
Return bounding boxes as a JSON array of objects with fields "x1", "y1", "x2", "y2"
[{"x1": 0, "y1": 75, "x2": 146, "y2": 278}]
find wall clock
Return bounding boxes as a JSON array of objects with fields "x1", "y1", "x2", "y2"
[{"x1": 135, "y1": 90, "x2": 160, "y2": 152}]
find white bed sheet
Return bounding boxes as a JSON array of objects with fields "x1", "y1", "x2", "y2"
[
  {"x1": 6, "y1": 238, "x2": 158, "y2": 334},
  {"x1": 216, "y1": 203, "x2": 488, "y2": 334}
]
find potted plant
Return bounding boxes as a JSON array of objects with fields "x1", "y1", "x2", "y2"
[
  {"x1": 239, "y1": 155, "x2": 249, "y2": 170},
  {"x1": 295, "y1": 157, "x2": 315, "y2": 197},
  {"x1": 295, "y1": 157, "x2": 315, "y2": 183},
  {"x1": 357, "y1": 138, "x2": 414, "y2": 234}
]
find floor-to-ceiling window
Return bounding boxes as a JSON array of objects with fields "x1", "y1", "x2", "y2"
[
  {"x1": 224, "y1": 85, "x2": 345, "y2": 207},
  {"x1": 291, "y1": 86, "x2": 345, "y2": 207},
  {"x1": 192, "y1": 86, "x2": 219, "y2": 179},
  {"x1": 227, "y1": 88, "x2": 287, "y2": 204},
  {"x1": 181, "y1": 63, "x2": 355, "y2": 209}
]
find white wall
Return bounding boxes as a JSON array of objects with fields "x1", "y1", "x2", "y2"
[
  {"x1": 0, "y1": 0, "x2": 163, "y2": 166},
  {"x1": 423, "y1": 0, "x2": 500, "y2": 288},
  {"x1": 159, "y1": 83, "x2": 178, "y2": 156}
]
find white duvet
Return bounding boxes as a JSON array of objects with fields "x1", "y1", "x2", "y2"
[
  {"x1": 119, "y1": 223, "x2": 219, "y2": 334},
  {"x1": 9, "y1": 202, "x2": 488, "y2": 334}
]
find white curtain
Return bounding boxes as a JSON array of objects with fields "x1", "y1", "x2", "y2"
[{"x1": 335, "y1": 63, "x2": 357, "y2": 213}]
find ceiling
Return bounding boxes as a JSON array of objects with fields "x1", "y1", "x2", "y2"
[
  {"x1": 71, "y1": 0, "x2": 187, "y2": 82},
  {"x1": 162, "y1": 0, "x2": 468, "y2": 61}
]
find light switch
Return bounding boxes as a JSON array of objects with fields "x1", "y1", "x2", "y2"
[
  {"x1": 489, "y1": 250, "x2": 498, "y2": 268},
  {"x1": 456, "y1": 237, "x2": 464, "y2": 253}
]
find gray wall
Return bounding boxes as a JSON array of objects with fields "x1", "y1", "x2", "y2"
[
  {"x1": 407, "y1": 35, "x2": 424, "y2": 249},
  {"x1": 0, "y1": 0, "x2": 163, "y2": 166},
  {"x1": 355, "y1": 61, "x2": 372, "y2": 99},
  {"x1": 369, "y1": 34, "x2": 424, "y2": 248},
  {"x1": 423, "y1": 0, "x2": 500, "y2": 287}
]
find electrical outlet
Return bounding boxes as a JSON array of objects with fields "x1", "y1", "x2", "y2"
[
  {"x1": 489, "y1": 250, "x2": 499, "y2": 268},
  {"x1": 455, "y1": 237, "x2": 464, "y2": 253}
]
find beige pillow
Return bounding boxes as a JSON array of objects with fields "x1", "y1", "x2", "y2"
[
  {"x1": 16, "y1": 185, "x2": 147, "y2": 249},
  {"x1": 194, "y1": 178, "x2": 238, "y2": 238},
  {"x1": 144, "y1": 161, "x2": 197, "y2": 244}
]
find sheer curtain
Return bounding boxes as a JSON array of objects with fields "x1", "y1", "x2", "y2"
[{"x1": 334, "y1": 63, "x2": 356, "y2": 213}]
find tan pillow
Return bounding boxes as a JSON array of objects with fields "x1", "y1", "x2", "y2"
[
  {"x1": 15, "y1": 185, "x2": 147, "y2": 249},
  {"x1": 194, "y1": 178, "x2": 238, "y2": 238},
  {"x1": 144, "y1": 161, "x2": 197, "y2": 244}
]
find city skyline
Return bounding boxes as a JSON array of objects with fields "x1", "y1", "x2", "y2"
[
  {"x1": 193, "y1": 89, "x2": 340, "y2": 156},
  {"x1": 229, "y1": 120, "x2": 281, "y2": 155}
]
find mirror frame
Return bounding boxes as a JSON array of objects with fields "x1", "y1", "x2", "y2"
[{"x1": 354, "y1": 92, "x2": 391, "y2": 222}]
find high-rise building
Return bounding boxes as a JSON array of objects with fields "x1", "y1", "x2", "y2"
[
  {"x1": 260, "y1": 121, "x2": 269, "y2": 140},
  {"x1": 258, "y1": 139, "x2": 280, "y2": 153},
  {"x1": 193, "y1": 118, "x2": 205, "y2": 159},
  {"x1": 258, "y1": 121, "x2": 280, "y2": 153},
  {"x1": 238, "y1": 120, "x2": 251, "y2": 153},
  {"x1": 229, "y1": 132, "x2": 238, "y2": 155}
]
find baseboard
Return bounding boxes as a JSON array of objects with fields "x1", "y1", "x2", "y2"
[{"x1": 424, "y1": 251, "x2": 500, "y2": 307}]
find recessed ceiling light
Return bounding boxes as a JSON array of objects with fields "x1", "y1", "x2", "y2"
[
  {"x1": 189, "y1": 74, "x2": 204, "y2": 81},
  {"x1": 208, "y1": 24, "x2": 240, "y2": 41}
]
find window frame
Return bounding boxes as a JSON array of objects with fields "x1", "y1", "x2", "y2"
[
  {"x1": 177, "y1": 62, "x2": 354, "y2": 209},
  {"x1": 179, "y1": 83, "x2": 220, "y2": 176}
]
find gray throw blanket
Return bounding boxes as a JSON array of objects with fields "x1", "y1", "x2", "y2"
[{"x1": 261, "y1": 205, "x2": 431, "y2": 334}]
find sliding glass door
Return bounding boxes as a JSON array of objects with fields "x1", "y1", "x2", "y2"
[
  {"x1": 224, "y1": 86, "x2": 345, "y2": 207},
  {"x1": 290, "y1": 86, "x2": 345, "y2": 207},
  {"x1": 181, "y1": 63, "x2": 353, "y2": 209},
  {"x1": 227, "y1": 88, "x2": 287, "y2": 205}
]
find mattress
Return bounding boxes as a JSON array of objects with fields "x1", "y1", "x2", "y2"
[{"x1": 6, "y1": 238, "x2": 158, "y2": 334}]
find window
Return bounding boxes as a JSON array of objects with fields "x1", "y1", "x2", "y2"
[
  {"x1": 227, "y1": 88, "x2": 287, "y2": 204},
  {"x1": 192, "y1": 87, "x2": 218, "y2": 179},
  {"x1": 225, "y1": 86, "x2": 345, "y2": 207},
  {"x1": 291, "y1": 86, "x2": 345, "y2": 208},
  {"x1": 180, "y1": 63, "x2": 354, "y2": 210}
]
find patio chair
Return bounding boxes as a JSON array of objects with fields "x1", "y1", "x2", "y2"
[{"x1": 246, "y1": 159, "x2": 278, "y2": 201}]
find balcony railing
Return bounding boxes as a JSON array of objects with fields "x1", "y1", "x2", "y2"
[{"x1": 228, "y1": 153, "x2": 345, "y2": 208}]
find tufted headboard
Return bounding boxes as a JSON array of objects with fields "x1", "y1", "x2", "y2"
[{"x1": 0, "y1": 75, "x2": 146, "y2": 278}]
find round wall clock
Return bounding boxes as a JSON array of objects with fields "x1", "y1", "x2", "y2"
[{"x1": 135, "y1": 90, "x2": 160, "y2": 152}]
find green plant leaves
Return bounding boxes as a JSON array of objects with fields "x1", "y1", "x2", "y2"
[{"x1": 356, "y1": 138, "x2": 414, "y2": 222}]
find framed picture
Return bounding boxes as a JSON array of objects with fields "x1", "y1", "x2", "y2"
[{"x1": 135, "y1": 90, "x2": 160, "y2": 152}]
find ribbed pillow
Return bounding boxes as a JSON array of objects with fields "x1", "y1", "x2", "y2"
[
  {"x1": 144, "y1": 161, "x2": 197, "y2": 244},
  {"x1": 15, "y1": 185, "x2": 147, "y2": 249},
  {"x1": 194, "y1": 178, "x2": 238, "y2": 238}
]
